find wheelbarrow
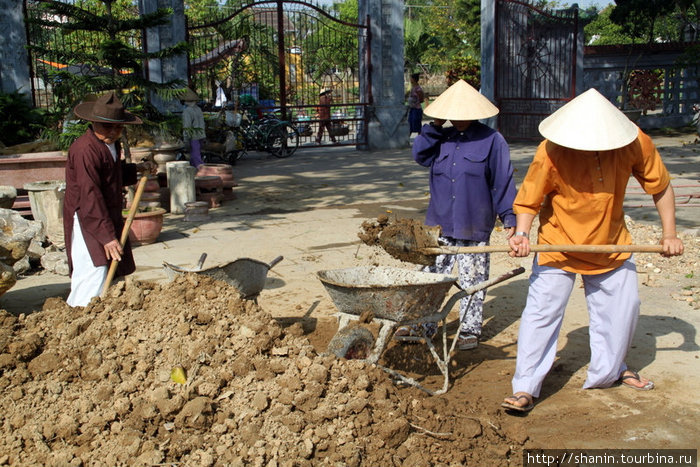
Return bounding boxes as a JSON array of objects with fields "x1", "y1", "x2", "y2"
[
  {"x1": 163, "y1": 254, "x2": 283, "y2": 300},
  {"x1": 317, "y1": 265, "x2": 525, "y2": 395}
]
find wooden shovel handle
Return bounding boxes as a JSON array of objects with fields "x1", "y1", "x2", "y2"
[
  {"x1": 101, "y1": 175, "x2": 149, "y2": 297},
  {"x1": 419, "y1": 244, "x2": 664, "y2": 255}
]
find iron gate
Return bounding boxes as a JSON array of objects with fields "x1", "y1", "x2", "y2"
[
  {"x1": 495, "y1": 0, "x2": 578, "y2": 140},
  {"x1": 186, "y1": 0, "x2": 370, "y2": 148}
]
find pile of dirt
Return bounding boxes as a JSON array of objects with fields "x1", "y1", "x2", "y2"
[{"x1": 0, "y1": 273, "x2": 528, "y2": 466}]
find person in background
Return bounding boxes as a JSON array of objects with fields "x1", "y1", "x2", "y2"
[
  {"x1": 502, "y1": 88, "x2": 684, "y2": 413},
  {"x1": 394, "y1": 79, "x2": 517, "y2": 350},
  {"x1": 181, "y1": 88, "x2": 206, "y2": 169},
  {"x1": 407, "y1": 73, "x2": 425, "y2": 137},
  {"x1": 315, "y1": 88, "x2": 337, "y2": 145},
  {"x1": 63, "y1": 92, "x2": 155, "y2": 307}
]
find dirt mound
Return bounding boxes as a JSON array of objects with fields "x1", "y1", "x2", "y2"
[{"x1": 0, "y1": 273, "x2": 526, "y2": 465}]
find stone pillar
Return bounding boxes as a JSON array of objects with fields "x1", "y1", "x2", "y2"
[
  {"x1": 138, "y1": 0, "x2": 188, "y2": 113},
  {"x1": 480, "y1": 0, "x2": 496, "y2": 129},
  {"x1": 359, "y1": 0, "x2": 409, "y2": 150},
  {"x1": 166, "y1": 162, "x2": 196, "y2": 214},
  {"x1": 0, "y1": 0, "x2": 31, "y2": 96}
]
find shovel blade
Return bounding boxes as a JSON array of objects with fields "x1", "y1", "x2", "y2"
[{"x1": 378, "y1": 219, "x2": 441, "y2": 265}]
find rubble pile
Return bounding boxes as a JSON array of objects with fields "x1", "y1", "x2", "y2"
[{"x1": 0, "y1": 273, "x2": 525, "y2": 466}]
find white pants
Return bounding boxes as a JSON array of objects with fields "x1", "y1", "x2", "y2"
[
  {"x1": 66, "y1": 214, "x2": 107, "y2": 307},
  {"x1": 512, "y1": 256, "x2": 640, "y2": 397}
]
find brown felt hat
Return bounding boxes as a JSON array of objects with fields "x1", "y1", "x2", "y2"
[
  {"x1": 538, "y1": 88, "x2": 639, "y2": 151},
  {"x1": 73, "y1": 91, "x2": 142, "y2": 125},
  {"x1": 423, "y1": 79, "x2": 499, "y2": 121}
]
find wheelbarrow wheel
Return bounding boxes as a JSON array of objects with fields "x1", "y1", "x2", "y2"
[{"x1": 327, "y1": 325, "x2": 375, "y2": 360}]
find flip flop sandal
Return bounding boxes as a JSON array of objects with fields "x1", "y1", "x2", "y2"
[
  {"x1": 619, "y1": 371, "x2": 655, "y2": 391},
  {"x1": 501, "y1": 394, "x2": 535, "y2": 413},
  {"x1": 457, "y1": 334, "x2": 478, "y2": 350}
]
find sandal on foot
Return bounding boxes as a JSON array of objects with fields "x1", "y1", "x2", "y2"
[
  {"x1": 501, "y1": 393, "x2": 535, "y2": 413},
  {"x1": 457, "y1": 334, "x2": 478, "y2": 350},
  {"x1": 618, "y1": 370, "x2": 654, "y2": 391}
]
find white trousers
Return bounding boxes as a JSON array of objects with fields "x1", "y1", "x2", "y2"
[
  {"x1": 66, "y1": 214, "x2": 107, "y2": 307},
  {"x1": 512, "y1": 256, "x2": 640, "y2": 397}
]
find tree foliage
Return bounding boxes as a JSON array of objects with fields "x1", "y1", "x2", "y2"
[
  {"x1": 584, "y1": 5, "x2": 637, "y2": 44},
  {"x1": 403, "y1": 0, "x2": 481, "y2": 74},
  {"x1": 585, "y1": 1, "x2": 698, "y2": 44},
  {"x1": 27, "y1": 0, "x2": 188, "y2": 126},
  {"x1": 604, "y1": 0, "x2": 699, "y2": 43},
  {"x1": 300, "y1": 0, "x2": 359, "y2": 93},
  {"x1": 0, "y1": 91, "x2": 47, "y2": 146}
]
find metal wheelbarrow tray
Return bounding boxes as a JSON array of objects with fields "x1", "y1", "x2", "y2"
[
  {"x1": 164, "y1": 254, "x2": 283, "y2": 300},
  {"x1": 318, "y1": 265, "x2": 525, "y2": 395}
]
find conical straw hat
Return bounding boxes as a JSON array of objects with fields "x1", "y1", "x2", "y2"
[
  {"x1": 538, "y1": 88, "x2": 639, "y2": 151},
  {"x1": 423, "y1": 80, "x2": 499, "y2": 121},
  {"x1": 180, "y1": 88, "x2": 200, "y2": 102}
]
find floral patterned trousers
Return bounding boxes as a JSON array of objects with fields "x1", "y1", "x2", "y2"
[{"x1": 421, "y1": 236, "x2": 490, "y2": 337}]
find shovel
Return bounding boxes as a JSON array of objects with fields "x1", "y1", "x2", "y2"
[
  {"x1": 375, "y1": 219, "x2": 664, "y2": 265},
  {"x1": 101, "y1": 175, "x2": 149, "y2": 297}
]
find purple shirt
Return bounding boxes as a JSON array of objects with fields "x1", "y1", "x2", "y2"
[{"x1": 413, "y1": 122, "x2": 516, "y2": 242}]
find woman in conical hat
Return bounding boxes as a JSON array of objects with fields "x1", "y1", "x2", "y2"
[
  {"x1": 501, "y1": 88, "x2": 684, "y2": 413},
  {"x1": 394, "y1": 79, "x2": 517, "y2": 350},
  {"x1": 180, "y1": 88, "x2": 206, "y2": 169}
]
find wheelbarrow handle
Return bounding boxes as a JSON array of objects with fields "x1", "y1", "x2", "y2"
[
  {"x1": 402, "y1": 267, "x2": 527, "y2": 326},
  {"x1": 456, "y1": 266, "x2": 526, "y2": 295},
  {"x1": 196, "y1": 253, "x2": 208, "y2": 270},
  {"x1": 268, "y1": 255, "x2": 284, "y2": 269}
]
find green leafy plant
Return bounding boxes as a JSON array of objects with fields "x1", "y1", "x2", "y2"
[
  {"x1": 27, "y1": 0, "x2": 188, "y2": 152},
  {"x1": 445, "y1": 54, "x2": 480, "y2": 88},
  {"x1": 0, "y1": 91, "x2": 48, "y2": 147},
  {"x1": 49, "y1": 120, "x2": 90, "y2": 151}
]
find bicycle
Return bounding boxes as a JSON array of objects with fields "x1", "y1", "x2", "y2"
[{"x1": 202, "y1": 111, "x2": 300, "y2": 164}]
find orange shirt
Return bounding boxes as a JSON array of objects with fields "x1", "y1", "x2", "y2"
[{"x1": 514, "y1": 130, "x2": 670, "y2": 274}]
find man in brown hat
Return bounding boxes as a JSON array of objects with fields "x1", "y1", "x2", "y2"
[
  {"x1": 63, "y1": 91, "x2": 155, "y2": 307},
  {"x1": 501, "y1": 88, "x2": 684, "y2": 413}
]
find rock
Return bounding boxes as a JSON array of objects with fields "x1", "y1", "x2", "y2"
[
  {"x1": 12, "y1": 256, "x2": 30, "y2": 275},
  {"x1": 0, "y1": 186, "x2": 17, "y2": 209},
  {"x1": 26, "y1": 238, "x2": 46, "y2": 261},
  {"x1": 0, "y1": 261, "x2": 17, "y2": 296},
  {"x1": 40, "y1": 251, "x2": 69, "y2": 276},
  {"x1": 0, "y1": 209, "x2": 42, "y2": 267}
]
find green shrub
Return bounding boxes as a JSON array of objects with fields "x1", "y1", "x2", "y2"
[
  {"x1": 0, "y1": 91, "x2": 47, "y2": 147},
  {"x1": 445, "y1": 54, "x2": 481, "y2": 89}
]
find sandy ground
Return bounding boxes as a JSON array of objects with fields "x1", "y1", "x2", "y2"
[{"x1": 1, "y1": 130, "x2": 699, "y2": 464}]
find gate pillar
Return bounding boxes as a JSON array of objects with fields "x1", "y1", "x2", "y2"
[
  {"x1": 480, "y1": 0, "x2": 496, "y2": 129},
  {"x1": 0, "y1": 0, "x2": 31, "y2": 96},
  {"x1": 359, "y1": 0, "x2": 409, "y2": 150},
  {"x1": 139, "y1": 0, "x2": 188, "y2": 113}
]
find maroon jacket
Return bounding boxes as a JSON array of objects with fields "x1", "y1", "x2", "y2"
[
  {"x1": 317, "y1": 93, "x2": 332, "y2": 120},
  {"x1": 63, "y1": 127, "x2": 138, "y2": 277}
]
